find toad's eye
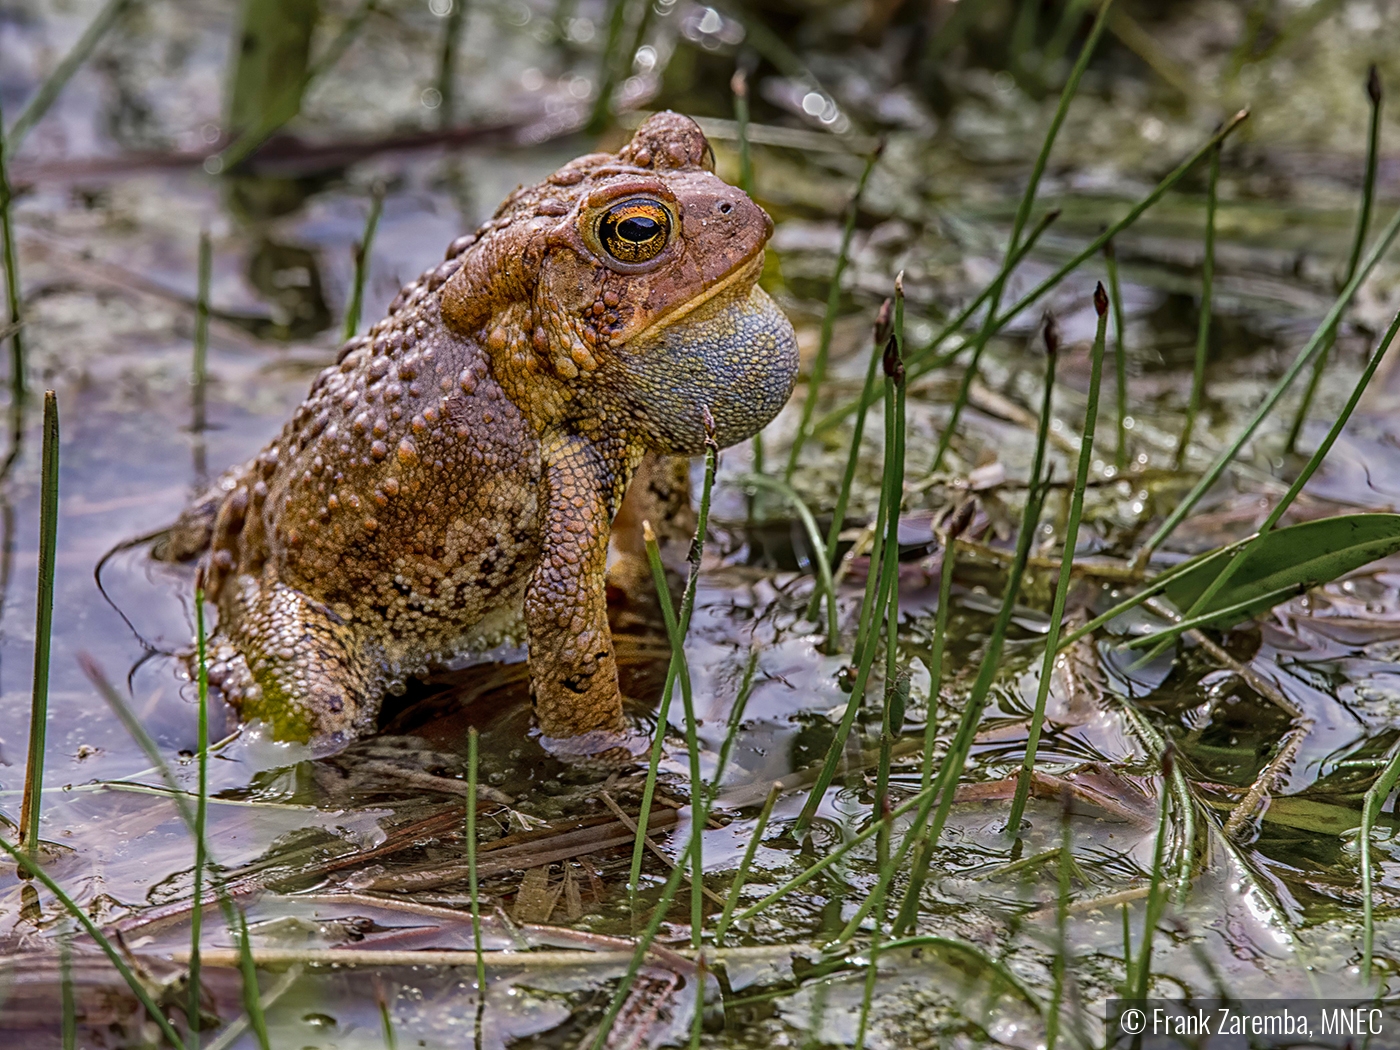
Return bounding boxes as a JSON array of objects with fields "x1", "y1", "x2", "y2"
[{"x1": 598, "y1": 199, "x2": 671, "y2": 265}]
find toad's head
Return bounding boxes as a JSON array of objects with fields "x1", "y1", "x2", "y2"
[{"x1": 442, "y1": 111, "x2": 798, "y2": 454}]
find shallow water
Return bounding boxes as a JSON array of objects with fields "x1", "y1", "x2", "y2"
[{"x1": 7, "y1": 0, "x2": 1400, "y2": 1046}]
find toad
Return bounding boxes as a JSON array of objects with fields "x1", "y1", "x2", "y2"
[{"x1": 160, "y1": 112, "x2": 798, "y2": 758}]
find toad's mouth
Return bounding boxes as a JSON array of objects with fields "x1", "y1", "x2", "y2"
[{"x1": 617, "y1": 250, "x2": 765, "y2": 349}]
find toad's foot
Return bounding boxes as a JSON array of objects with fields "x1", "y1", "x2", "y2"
[
  {"x1": 209, "y1": 575, "x2": 382, "y2": 753},
  {"x1": 536, "y1": 725, "x2": 652, "y2": 768}
]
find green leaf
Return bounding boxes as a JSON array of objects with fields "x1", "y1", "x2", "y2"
[{"x1": 1161, "y1": 513, "x2": 1400, "y2": 631}]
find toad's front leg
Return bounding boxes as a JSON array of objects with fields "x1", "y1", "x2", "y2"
[{"x1": 526, "y1": 433, "x2": 637, "y2": 755}]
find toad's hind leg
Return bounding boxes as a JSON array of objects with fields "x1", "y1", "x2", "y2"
[{"x1": 210, "y1": 573, "x2": 382, "y2": 752}]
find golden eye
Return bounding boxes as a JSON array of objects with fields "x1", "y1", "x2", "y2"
[{"x1": 598, "y1": 198, "x2": 671, "y2": 265}]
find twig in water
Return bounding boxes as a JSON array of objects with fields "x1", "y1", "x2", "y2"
[
  {"x1": 19, "y1": 391, "x2": 59, "y2": 855},
  {"x1": 467, "y1": 727, "x2": 486, "y2": 999},
  {"x1": 1223, "y1": 725, "x2": 1308, "y2": 839}
]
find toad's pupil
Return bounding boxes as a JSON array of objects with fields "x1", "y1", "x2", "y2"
[{"x1": 618, "y1": 215, "x2": 660, "y2": 241}]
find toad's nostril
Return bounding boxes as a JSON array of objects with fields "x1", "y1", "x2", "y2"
[{"x1": 718, "y1": 201, "x2": 733, "y2": 214}]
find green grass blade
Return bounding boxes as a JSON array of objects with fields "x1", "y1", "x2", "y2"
[
  {"x1": 80, "y1": 656, "x2": 271, "y2": 1049},
  {"x1": 19, "y1": 390, "x2": 59, "y2": 854},
  {"x1": 191, "y1": 233, "x2": 212, "y2": 436},
  {"x1": 1104, "y1": 237, "x2": 1129, "y2": 470},
  {"x1": 739, "y1": 474, "x2": 840, "y2": 653},
  {"x1": 0, "y1": 98, "x2": 25, "y2": 409},
  {"x1": 6, "y1": 0, "x2": 133, "y2": 150},
  {"x1": 889, "y1": 321, "x2": 1059, "y2": 937},
  {"x1": 1008, "y1": 287, "x2": 1108, "y2": 833},
  {"x1": 627, "y1": 440, "x2": 717, "y2": 907},
  {"x1": 1133, "y1": 751, "x2": 1174, "y2": 1001},
  {"x1": 783, "y1": 145, "x2": 882, "y2": 481},
  {"x1": 807, "y1": 299, "x2": 891, "y2": 623},
  {"x1": 342, "y1": 186, "x2": 384, "y2": 341},
  {"x1": 1362, "y1": 742, "x2": 1400, "y2": 981},
  {"x1": 1286, "y1": 65, "x2": 1381, "y2": 454},
  {"x1": 1175, "y1": 141, "x2": 1220, "y2": 467},
  {"x1": 1137, "y1": 199, "x2": 1400, "y2": 563},
  {"x1": 189, "y1": 585, "x2": 211, "y2": 1047},
  {"x1": 643, "y1": 521, "x2": 705, "y2": 946},
  {"x1": 714, "y1": 780, "x2": 780, "y2": 945},
  {"x1": 467, "y1": 727, "x2": 486, "y2": 998},
  {"x1": 1047, "y1": 793, "x2": 1073, "y2": 1049},
  {"x1": 0, "y1": 837, "x2": 184, "y2": 1047}
]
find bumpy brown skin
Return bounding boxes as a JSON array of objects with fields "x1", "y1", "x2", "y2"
[{"x1": 163, "y1": 113, "x2": 798, "y2": 757}]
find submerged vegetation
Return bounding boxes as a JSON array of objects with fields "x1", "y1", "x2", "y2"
[{"x1": 5, "y1": 0, "x2": 1400, "y2": 1047}]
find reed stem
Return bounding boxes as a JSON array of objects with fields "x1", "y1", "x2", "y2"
[
  {"x1": 434, "y1": 0, "x2": 469, "y2": 129},
  {"x1": 783, "y1": 144, "x2": 882, "y2": 480},
  {"x1": 6, "y1": 0, "x2": 133, "y2": 149},
  {"x1": 1137, "y1": 197, "x2": 1400, "y2": 565},
  {"x1": 627, "y1": 437, "x2": 717, "y2": 907},
  {"x1": 643, "y1": 521, "x2": 705, "y2": 945},
  {"x1": 1008, "y1": 287, "x2": 1107, "y2": 832},
  {"x1": 1104, "y1": 237, "x2": 1129, "y2": 470},
  {"x1": 1175, "y1": 141, "x2": 1220, "y2": 467},
  {"x1": 0, "y1": 100, "x2": 24, "y2": 410},
  {"x1": 1285, "y1": 65, "x2": 1382, "y2": 455},
  {"x1": 189, "y1": 585, "x2": 211, "y2": 1047},
  {"x1": 192, "y1": 233, "x2": 212, "y2": 436},
  {"x1": 19, "y1": 390, "x2": 58, "y2": 855},
  {"x1": 931, "y1": 0, "x2": 1114, "y2": 473},
  {"x1": 713, "y1": 780, "x2": 780, "y2": 945}
]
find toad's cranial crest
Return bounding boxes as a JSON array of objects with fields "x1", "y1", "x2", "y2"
[{"x1": 157, "y1": 111, "x2": 799, "y2": 759}]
